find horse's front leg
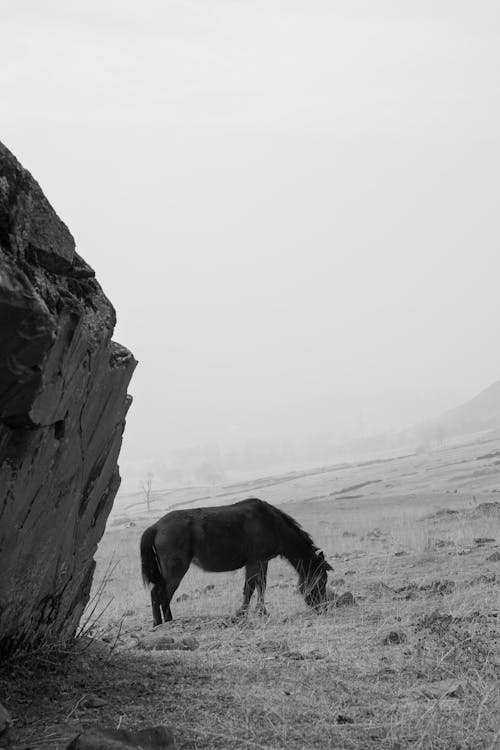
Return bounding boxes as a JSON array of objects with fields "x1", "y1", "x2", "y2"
[
  {"x1": 235, "y1": 563, "x2": 258, "y2": 617},
  {"x1": 255, "y1": 561, "x2": 268, "y2": 616}
]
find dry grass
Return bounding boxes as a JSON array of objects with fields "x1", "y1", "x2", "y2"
[
  {"x1": 74, "y1": 488, "x2": 500, "y2": 749},
  {"x1": 3, "y1": 440, "x2": 500, "y2": 749}
]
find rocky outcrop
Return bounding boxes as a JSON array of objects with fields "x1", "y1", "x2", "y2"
[{"x1": 0, "y1": 142, "x2": 136, "y2": 655}]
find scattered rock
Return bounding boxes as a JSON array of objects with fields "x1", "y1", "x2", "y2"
[
  {"x1": 301, "y1": 649, "x2": 327, "y2": 660},
  {"x1": 394, "y1": 551, "x2": 408, "y2": 557},
  {"x1": 487, "y1": 551, "x2": 500, "y2": 562},
  {"x1": 66, "y1": 725, "x2": 176, "y2": 749},
  {"x1": 283, "y1": 650, "x2": 305, "y2": 660},
  {"x1": 415, "y1": 610, "x2": 452, "y2": 634},
  {"x1": 430, "y1": 509, "x2": 459, "y2": 519},
  {"x1": 135, "y1": 634, "x2": 175, "y2": 651},
  {"x1": 468, "y1": 573, "x2": 496, "y2": 586},
  {"x1": 434, "y1": 539, "x2": 454, "y2": 548},
  {"x1": 175, "y1": 593, "x2": 189, "y2": 602},
  {"x1": 477, "y1": 450, "x2": 500, "y2": 461},
  {"x1": 427, "y1": 579, "x2": 455, "y2": 596},
  {"x1": 377, "y1": 667, "x2": 397, "y2": 678},
  {"x1": 369, "y1": 581, "x2": 394, "y2": 597},
  {"x1": 342, "y1": 531, "x2": 356, "y2": 537},
  {"x1": 395, "y1": 583, "x2": 418, "y2": 599},
  {"x1": 282, "y1": 648, "x2": 325, "y2": 660},
  {"x1": 138, "y1": 633, "x2": 199, "y2": 652},
  {"x1": 179, "y1": 636, "x2": 199, "y2": 651},
  {"x1": 345, "y1": 570, "x2": 356, "y2": 576},
  {"x1": 382, "y1": 630, "x2": 407, "y2": 645},
  {"x1": 330, "y1": 591, "x2": 356, "y2": 607},
  {"x1": 397, "y1": 579, "x2": 456, "y2": 598},
  {"x1": 152, "y1": 622, "x2": 173, "y2": 632},
  {"x1": 420, "y1": 679, "x2": 465, "y2": 700},
  {"x1": 257, "y1": 640, "x2": 289, "y2": 654},
  {"x1": 331, "y1": 577, "x2": 345, "y2": 586},
  {"x1": 474, "y1": 537, "x2": 496, "y2": 545},
  {"x1": 82, "y1": 695, "x2": 107, "y2": 709},
  {"x1": 72, "y1": 638, "x2": 113, "y2": 658},
  {"x1": 473, "y1": 501, "x2": 500, "y2": 516},
  {"x1": 0, "y1": 704, "x2": 12, "y2": 735},
  {"x1": 111, "y1": 517, "x2": 131, "y2": 527},
  {"x1": 335, "y1": 714, "x2": 354, "y2": 724}
]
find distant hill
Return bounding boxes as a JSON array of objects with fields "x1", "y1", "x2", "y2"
[{"x1": 413, "y1": 380, "x2": 500, "y2": 445}]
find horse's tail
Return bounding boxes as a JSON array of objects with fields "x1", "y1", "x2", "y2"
[{"x1": 140, "y1": 525, "x2": 163, "y2": 588}]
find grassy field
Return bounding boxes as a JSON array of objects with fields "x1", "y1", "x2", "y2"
[{"x1": 3, "y1": 435, "x2": 500, "y2": 749}]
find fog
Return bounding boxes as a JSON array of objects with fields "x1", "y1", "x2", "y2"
[{"x1": 2, "y1": 1, "x2": 500, "y2": 486}]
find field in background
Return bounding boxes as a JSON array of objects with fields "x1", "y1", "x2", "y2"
[
  {"x1": 83, "y1": 433, "x2": 500, "y2": 748},
  {"x1": 4, "y1": 434, "x2": 500, "y2": 749}
]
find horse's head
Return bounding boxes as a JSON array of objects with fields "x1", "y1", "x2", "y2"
[{"x1": 299, "y1": 558, "x2": 332, "y2": 610}]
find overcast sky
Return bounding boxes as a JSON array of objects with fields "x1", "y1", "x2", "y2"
[{"x1": 2, "y1": 1, "x2": 500, "y2": 469}]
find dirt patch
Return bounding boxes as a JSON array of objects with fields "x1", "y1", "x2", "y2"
[
  {"x1": 476, "y1": 450, "x2": 500, "y2": 460},
  {"x1": 0, "y1": 642, "x2": 184, "y2": 749},
  {"x1": 426, "y1": 508, "x2": 460, "y2": 520},
  {"x1": 394, "y1": 579, "x2": 456, "y2": 600},
  {"x1": 472, "y1": 501, "x2": 500, "y2": 517},
  {"x1": 413, "y1": 609, "x2": 500, "y2": 678},
  {"x1": 331, "y1": 480, "x2": 382, "y2": 496}
]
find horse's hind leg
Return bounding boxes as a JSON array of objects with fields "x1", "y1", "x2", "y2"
[
  {"x1": 156, "y1": 556, "x2": 190, "y2": 623},
  {"x1": 151, "y1": 586, "x2": 163, "y2": 626},
  {"x1": 236, "y1": 561, "x2": 268, "y2": 617}
]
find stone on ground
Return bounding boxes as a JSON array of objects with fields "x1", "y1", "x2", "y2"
[{"x1": 66, "y1": 725, "x2": 176, "y2": 749}]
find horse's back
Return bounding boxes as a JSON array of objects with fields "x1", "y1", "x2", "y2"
[{"x1": 153, "y1": 499, "x2": 278, "y2": 573}]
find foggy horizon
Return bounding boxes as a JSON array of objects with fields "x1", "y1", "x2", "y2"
[{"x1": 2, "y1": 1, "x2": 500, "y2": 480}]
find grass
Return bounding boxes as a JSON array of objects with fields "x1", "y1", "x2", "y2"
[
  {"x1": 2, "y1": 442, "x2": 500, "y2": 749},
  {"x1": 70, "y1": 493, "x2": 500, "y2": 748}
]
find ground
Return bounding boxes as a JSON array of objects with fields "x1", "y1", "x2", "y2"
[{"x1": 2, "y1": 435, "x2": 500, "y2": 749}]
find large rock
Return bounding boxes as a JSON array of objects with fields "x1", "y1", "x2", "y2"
[{"x1": 0, "y1": 142, "x2": 136, "y2": 655}]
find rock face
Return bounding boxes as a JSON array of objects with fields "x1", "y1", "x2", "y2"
[{"x1": 0, "y1": 142, "x2": 136, "y2": 655}]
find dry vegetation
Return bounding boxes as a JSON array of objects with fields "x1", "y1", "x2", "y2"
[{"x1": 2, "y1": 437, "x2": 500, "y2": 749}]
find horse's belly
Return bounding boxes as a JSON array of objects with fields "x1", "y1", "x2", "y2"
[{"x1": 192, "y1": 551, "x2": 247, "y2": 572}]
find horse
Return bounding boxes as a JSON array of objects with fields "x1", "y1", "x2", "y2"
[{"x1": 140, "y1": 497, "x2": 332, "y2": 625}]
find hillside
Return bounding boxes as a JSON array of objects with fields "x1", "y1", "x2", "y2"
[{"x1": 413, "y1": 380, "x2": 500, "y2": 445}]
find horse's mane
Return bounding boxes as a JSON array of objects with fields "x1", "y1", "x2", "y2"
[{"x1": 249, "y1": 498, "x2": 331, "y2": 573}]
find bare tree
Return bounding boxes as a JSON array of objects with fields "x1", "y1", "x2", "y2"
[{"x1": 139, "y1": 471, "x2": 154, "y2": 512}]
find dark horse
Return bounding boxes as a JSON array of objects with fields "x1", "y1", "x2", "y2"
[{"x1": 140, "y1": 497, "x2": 332, "y2": 625}]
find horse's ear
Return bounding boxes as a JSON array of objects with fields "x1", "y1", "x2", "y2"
[{"x1": 324, "y1": 560, "x2": 333, "y2": 571}]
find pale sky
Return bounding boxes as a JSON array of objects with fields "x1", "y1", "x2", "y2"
[{"x1": 2, "y1": 1, "x2": 500, "y2": 472}]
